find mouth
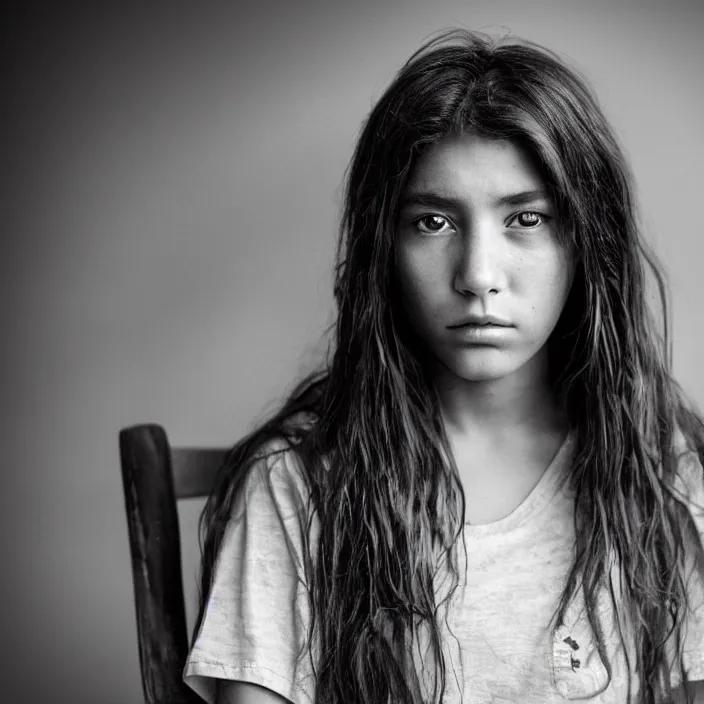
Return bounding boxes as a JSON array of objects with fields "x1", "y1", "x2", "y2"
[
  {"x1": 448, "y1": 322, "x2": 513, "y2": 343},
  {"x1": 448, "y1": 320, "x2": 513, "y2": 329},
  {"x1": 452, "y1": 322, "x2": 506, "y2": 327}
]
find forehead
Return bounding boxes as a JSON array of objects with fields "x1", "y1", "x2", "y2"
[{"x1": 404, "y1": 134, "x2": 546, "y2": 197}]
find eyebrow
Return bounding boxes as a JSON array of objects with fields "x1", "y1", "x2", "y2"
[{"x1": 399, "y1": 189, "x2": 550, "y2": 209}]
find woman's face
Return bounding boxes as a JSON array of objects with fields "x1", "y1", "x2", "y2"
[{"x1": 395, "y1": 133, "x2": 574, "y2": 384}]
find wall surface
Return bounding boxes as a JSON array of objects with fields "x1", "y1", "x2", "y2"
[{"x1": 4, "y1": 1, "x2": 703, "y2": 702}]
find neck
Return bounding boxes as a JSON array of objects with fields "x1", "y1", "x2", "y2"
[{"x1": 433, "y1": 349, "x2": 566, "y2": 443}]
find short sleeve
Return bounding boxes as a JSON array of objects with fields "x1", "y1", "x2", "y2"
[
  {"x1": 670, "y1": 433, "x2": 704, "y2": 685},
  {"x1": 183, "y1": 440, "x2": 318, "y2": 704}
]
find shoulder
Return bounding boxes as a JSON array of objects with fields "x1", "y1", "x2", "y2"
[
  {"x1": 671, "y1": 425, "x2": 704, "y2": 517},
  {"x1": 235, "y1": 412, "x2": 318, "y2": 524}
]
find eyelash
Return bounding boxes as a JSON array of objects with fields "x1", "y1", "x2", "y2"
[{"x1": 413, "y1": 211, "x2": 550, "y2": 234}]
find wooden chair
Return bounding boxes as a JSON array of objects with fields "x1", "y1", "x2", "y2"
[{"x1": 119, "y1": 423, "x2": 229, "y2": 704}]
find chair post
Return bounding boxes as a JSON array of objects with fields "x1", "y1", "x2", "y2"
[{"x1": 119, "y1": 424, "x2": 201, "y2": 704}]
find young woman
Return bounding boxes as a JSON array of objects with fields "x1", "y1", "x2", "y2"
[{"x1": 183, "y1": 29, "x2": 704, "y2": 704}]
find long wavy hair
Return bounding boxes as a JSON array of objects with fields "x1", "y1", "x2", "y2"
[{"x1": 192, "y1": 30, "x2": 704, "y2": 704}]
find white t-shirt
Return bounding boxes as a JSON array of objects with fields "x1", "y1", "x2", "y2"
[{"x1": 183, "y1": 428, "x2": 704, "y2": 703}]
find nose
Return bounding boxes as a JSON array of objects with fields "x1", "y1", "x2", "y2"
[{"x1": 453, "y1": 219, "x2": 504, "y2": 298}]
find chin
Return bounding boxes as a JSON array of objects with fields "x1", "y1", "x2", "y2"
[
  {"x1": 441, "y1": 353, "x2": 519, "y2": 383},
  {"x1": 453, "y1": 367, "x2": 512, "y2": 383}
]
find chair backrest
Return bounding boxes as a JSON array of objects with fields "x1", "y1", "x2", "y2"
[{"x1": 119, "y1": 423, "x2": 229, "y2": 704}]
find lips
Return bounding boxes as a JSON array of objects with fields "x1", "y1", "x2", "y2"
[
  {"x1": 448, "y1": 321, "x2": 512, "y2": 344},
  {"x1": 448, "y1": 316, "x2": 512, "y2": 328}
]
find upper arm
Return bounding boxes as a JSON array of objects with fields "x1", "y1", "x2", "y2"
[
  {"x1": 182, "y1": 446, "x2": 316, "y2": 704},
  {"x1": 216, "y1": 680, "x2": 294, "y2": 704}
]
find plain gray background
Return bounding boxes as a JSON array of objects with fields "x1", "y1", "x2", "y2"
[{"x1": 4, "y1": 1, "x2": 703, "y2": 702}]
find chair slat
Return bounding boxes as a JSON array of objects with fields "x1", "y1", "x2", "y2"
[
  {"x1": 171, "y1": 448, "x2": 228, "y2": 500},
  {"x1": 119, "y1": 424, "x2": 202, "y2": 704}
]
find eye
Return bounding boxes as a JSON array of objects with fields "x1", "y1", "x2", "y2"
[
  {"x1": 507, "y1": 211, "x2": 549, "y2": 229},
  {"x1": 414, "y1": 214, "x2": 455, "y2": 234}
]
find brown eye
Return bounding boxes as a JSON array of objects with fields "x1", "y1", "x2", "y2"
[
  {"x1": 511, "y1": 211, "x2": 546, "y2": 228},
  {"x1": 415, "y1": 215, "x2": 453, "y2": 234}
]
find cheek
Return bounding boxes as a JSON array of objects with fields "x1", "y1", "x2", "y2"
[
  {"x1": 529, "y1": 258, "x2": 574, "y2": 322},
  {"x1": 554, "y1": 250, "x2": 575, "y2": 303},
  {"x1": 396, "y1": 270, "x2": 426, "y2": 324},
  {"x1": 395, "y1": 250, "x2": 439, "y2": 311},
  {"x1": 520, "y1": 247, "x2": 572, "y2": 296}
]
